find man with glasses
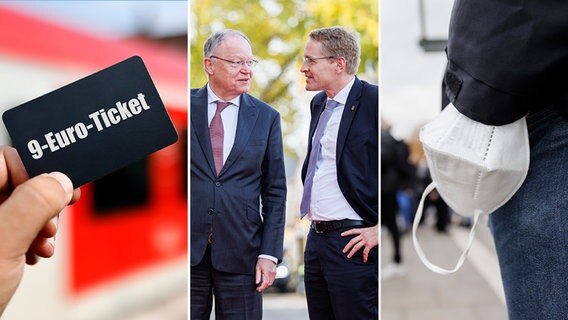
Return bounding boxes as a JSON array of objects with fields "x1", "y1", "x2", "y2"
[
  {"x1": 300, "y1": 26, "x2": 378, "y2": 319},
  {"x1": 190, "y1": 29, "x2": 287, "y2": 319}
]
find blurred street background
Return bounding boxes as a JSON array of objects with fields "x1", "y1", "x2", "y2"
[
  {"x1": 191, "y1": 0, "x2": 378, "y2": 319},
  {"x1": 381, "y1": 0, "x2": 507, "y2": 319},
  {"x1": 381, "y1": 215, "x2": 507, "y2": 319},
  {"x1": 0, "y1": 0, "x2": 378, "y2": 319}
]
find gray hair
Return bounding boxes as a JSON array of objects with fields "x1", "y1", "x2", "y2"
[
  {"x1": 204, "y1": 29, "x2": 251, "y2": 57},
  {"x1": 309, "y1": 26, "x2": 361, "y2": 75}
]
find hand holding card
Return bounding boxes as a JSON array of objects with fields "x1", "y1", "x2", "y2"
[{"x1": 3, "y1": 56, "x2": 178, "y2": 187}]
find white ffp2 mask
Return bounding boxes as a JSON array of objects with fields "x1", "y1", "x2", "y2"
[{"x1": 413, "y1": 102, "x2": 530, "y2": 274}]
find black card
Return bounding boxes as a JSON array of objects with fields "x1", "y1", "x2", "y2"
[{"x1": 2, "y1": 56, "x2": 178, "y2": 187}]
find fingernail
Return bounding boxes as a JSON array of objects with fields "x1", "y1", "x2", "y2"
[{"x1": 49, "y1": 172, "x2": 73, "y2": 203}]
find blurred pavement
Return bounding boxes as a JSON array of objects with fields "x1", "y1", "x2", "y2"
[
  {"x1": 263, "y1": 292, "x2": 310, "y2": 320},
  {"x1": 118, "y1": 283, "x2": 309, "y2": 320},
  {"x1": 208, "y1": 292, "x2": 309, "y2": 320},
  {"x1": 122, "y1": 290, "x2": 187, "y2": 320},
  {"x1": 381, "y1": 215, "x2": 507, "y2": 320}
]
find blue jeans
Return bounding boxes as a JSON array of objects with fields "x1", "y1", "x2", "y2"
[{"x1": 490, "y1": 107, "x2": 568, "y2": 320}]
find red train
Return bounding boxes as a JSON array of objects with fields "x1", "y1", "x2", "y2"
[{"x1": 0, "y1": 5, "x2": 187, "y2": 319}]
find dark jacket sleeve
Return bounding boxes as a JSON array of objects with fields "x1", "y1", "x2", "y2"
[
  {"x1": 259, "y1": 112, "x2": 287, "y2": 262},
  {"x1": 445, "y1": 0, "x2": 568, "y2": 125}
]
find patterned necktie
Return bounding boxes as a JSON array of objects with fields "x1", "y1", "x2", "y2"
[
  {"x1": 210, "y1": 101, "x2": 231, "y2": 175},
  {"x1": 300, "y1": 99, "x2": 339, "y2": 217}
]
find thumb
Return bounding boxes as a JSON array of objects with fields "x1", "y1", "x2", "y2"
[{"x1": 0, "y1": 172, "x2": 73, "y2": 256}]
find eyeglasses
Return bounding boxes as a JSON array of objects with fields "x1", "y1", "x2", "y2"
[
  {"x1": 303, "y1": 56, "x2": 336, "y2": 66},
  {"x1": 209, "y1": 56, "x2": 259, "y2": 68}
]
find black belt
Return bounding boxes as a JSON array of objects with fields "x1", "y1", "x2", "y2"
[{"x1": 311, "y1": 219, "x2": 366, "y2": 234}]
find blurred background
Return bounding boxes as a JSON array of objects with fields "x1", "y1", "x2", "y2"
[
  {"x1": 0, "y1": 1, "x2": 188, "y2": 319},
  {"x1": 190, "y1": 0, "x2": 378, "y2": 318},
  {"x1": 380, "y1": 0, "x2": 507, "y2": 319}
]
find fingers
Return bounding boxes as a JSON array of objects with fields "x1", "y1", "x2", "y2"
[
  {"x1": 0, "y1": 147, "x2": 80, "y2": 204},
  {"x1": 38, "y1": 218, "x2": 58, "y2": 238},
  {"x1": 340, "y1": 228, "x2": 360, "y2": 237},
  {"x1": 256, "y1": 278, "x2": 269, "y2": 292},
  {"x1": 255, "y1": 265, "x2": 262, "y2": 286},
  {"x1": 70, "y1": 188, "x2": 81, "y2": 205},
  {"x1": 342, "y1": 227, "x2": 363, "y2": 255},
  {"x1": 24, "y1": 217, "x2": 58, "y2": 265},
  {"x1": 256, "y1": 272, "x2": 275, "y2": 292},
  {"x1": 0, "y1": 172, "x2": 73, "y2": 257},
  {"x1": 27, "y1": 236, "x2": 55, "y2": 260},
  {"x1": 0, "y1": 146, "x2": 29, "y2": 193},
  {"x1": 346, "y1": 239, "x2": 365, "y2": 259},
  {"x1": 341, "y1": 226, "x2": 379, "y2": 262},
  {"x1": 255, "y1": 259, "x2": 276, "y2": 292},
  {"x1": 47, "y1": 172, "x2": 74, "y2": 204},
  {"x1": 25, "y1": 251, "x2": 39, "y2": 265},
  {"x1": 342, "y1": 236, "x2": 359, "y2": 255},
  {"x1": 363, "y1": 247, "x2": 371, "y2": 263}
]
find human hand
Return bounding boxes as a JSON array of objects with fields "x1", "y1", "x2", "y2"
[
  {"x1": 341, "y1": 225, "x2": 379, "y2": 263},
  {"x1": 255, "y1": 258, "x2": 277, "y2": 292},
  {"x1": 0, "y1": 146, "x2": 79, "y2": 315}
]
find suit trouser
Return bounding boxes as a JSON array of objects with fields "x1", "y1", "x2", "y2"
[
  {"x1": 191, "y1": 245, "x2": 262, "y2": 320},
  {"x1": 304, "y1": 226, "x2": 378, "y2": 320}
]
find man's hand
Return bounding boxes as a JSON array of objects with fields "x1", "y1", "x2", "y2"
[
  {"x1": 341, "y1": 225, "x2": 379, "y2": 263},
  {"x1": 255, "y1": 258, "x2": 277, "y2": 292},
  {"x1": 0, "y1": 147, "x2": 79, "y2": 316}
]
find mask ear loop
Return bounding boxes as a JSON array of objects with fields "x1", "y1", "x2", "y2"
[{"x1": 412, "y1": 182, "x2": 482, "y2": 275}]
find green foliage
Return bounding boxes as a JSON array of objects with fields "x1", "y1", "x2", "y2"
[{"x1": 191, "y1": 0, "x2": 378, "y2": 158}]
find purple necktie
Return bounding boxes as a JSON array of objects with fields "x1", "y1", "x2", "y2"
[
  {"x1": 210, "y1": 101, "x2": 231, "y2": 175},
  {"x1": 300, "y1": 99, "x2": 339, "y2": 217}
]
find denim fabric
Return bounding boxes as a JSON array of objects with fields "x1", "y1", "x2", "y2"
[{"x1": 490, "y1": 107, "x2": 568, "y2": 320}]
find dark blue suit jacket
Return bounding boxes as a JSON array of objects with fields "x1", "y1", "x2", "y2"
[
  {"x1": 301, "y1": 77, "x2": 378, "y2": 225},
  {"x1": 190, "y1": 86, "x2": 287, "y2": 275}
]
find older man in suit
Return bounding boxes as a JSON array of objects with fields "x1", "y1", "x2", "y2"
[
  {"x1": 190, "y1": 29, "x2": 287, "y2": 320},
  {"x1": 300, "y1": 26, "x2": 378, "y2": 319}
]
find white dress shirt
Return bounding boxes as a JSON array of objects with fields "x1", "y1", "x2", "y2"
[
  {"x1": 309, "y1": 77, "x2": 363, "y2": 222},
  {"x1": 206, "y1": 85, "x2": 277, "y2": 264}
]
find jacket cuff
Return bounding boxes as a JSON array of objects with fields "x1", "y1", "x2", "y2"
[{"x1": 444, "y1": 60, "x2": 537, "y2": 125}]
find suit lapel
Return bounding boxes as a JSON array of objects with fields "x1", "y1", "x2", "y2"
[
  {"x1": 336, "y1": 77, "x2": 363, "y2": 163},
  {"x1": 191, "y1": 85, "x2": 217, "y2": 176},
  {"x1": 219, "y1": 93, "x2": 260, "y2": 175}
]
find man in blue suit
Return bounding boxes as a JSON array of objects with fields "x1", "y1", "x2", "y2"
[
  {"x1": 300, "y1": 26, "x2": 378, "y2": 319},
  {"x1": 190, "y1": 30, "x2": 287, "y2": 320}
]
